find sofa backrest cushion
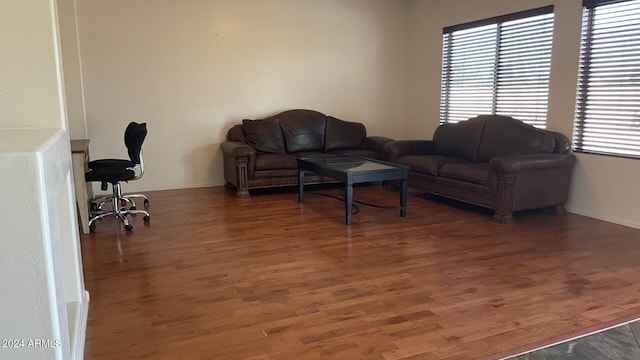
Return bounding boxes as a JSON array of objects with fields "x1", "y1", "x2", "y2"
[
  {"x1": 242, "y1": 118, "x2": 285, "y2": 154},
  {"x1": 278, "y1": 109, "x2": 327, "y2": 152},
  {"x1": 476, "y1": 115, "x2": 556, "y2": 161},
  {"x1": 432, "y1": 117, "x2": 485, "y2": 162},
  {"x1": 324, "y1": 116, "x2": 366, "y2": 151}
]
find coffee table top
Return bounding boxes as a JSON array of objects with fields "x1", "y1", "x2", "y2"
[{"x1": 298, "y1": 156, "x2": 403, "y2": 173}]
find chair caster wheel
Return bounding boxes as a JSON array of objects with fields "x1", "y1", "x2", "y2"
[
  {"x1": 124, "y1": 224, "x2": 133, "y2": 231},
  {"x1": 130, "y1": 206, "x2": 137, "y2": 210},
  {"x1": 89, "y1": 223, "x2": 96, "y2": 232},
  {"x1": 143, "y1": 215, "x2": 150, "y2": 222},
  {"x1": 144, "y1": 199, "x2": 150, "y2": 207}
]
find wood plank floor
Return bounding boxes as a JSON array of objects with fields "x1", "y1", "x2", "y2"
[{"x1": 80, "y1": 185, "x2": 640, "y2": 360}]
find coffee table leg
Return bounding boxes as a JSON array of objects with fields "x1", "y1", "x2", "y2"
[
  {"x1": 298, "y1": 168, "x2": 304, "y2": 202},
  {"x1": 400, "y1": 176, "x2": 408, "y2": 217},
  {"x1": 345, "y1": 181, "x2": 353, "y2": 225}
]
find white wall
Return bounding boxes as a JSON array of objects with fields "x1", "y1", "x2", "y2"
[
  {"x1": 405, "y1": 0, "x2": 640, "y2": 229},
  {"x1": 58, "y1": 0, "x2": 88, "y2": 139},
  {"x1": 75, "y1": 0, "x2": 407, "y2": 191},
  {"x1": 0, "y1": 0, "x2": 66, "y2": 129}
]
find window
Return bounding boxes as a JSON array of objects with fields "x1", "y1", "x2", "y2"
[
  {"x1": 440, "y1": 6, "x2": 554, "y2": 127},
  {"x1": 574, "y1": 0, "x2": 640, "y2": 158}
]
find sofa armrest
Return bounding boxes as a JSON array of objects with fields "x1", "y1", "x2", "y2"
[
  {"x1": 383, "y1": 140, "x2": 434, "y2": 163},
  {"x1": 489, "y1": 153, "x2": 577, "y2": 223},
  {"x1": 362, "y1": 136, "x2": 394, "y2": 156},
  {"x1": 220, "y1": 141, "x2": 255, "y2": 158},
  {"x1": 489, "y1": 153, "x2": 576, "y2": 173},
  {"x1": 220, "y1": 141, "x2": 256, "y2": 198}
]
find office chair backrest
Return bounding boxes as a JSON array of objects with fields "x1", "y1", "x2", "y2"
[{"x1": 124, "y1": 122, "x2": 147, "y2": 165}]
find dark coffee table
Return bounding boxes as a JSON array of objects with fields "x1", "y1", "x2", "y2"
[{"x1": 297, "y1": 156, "x2": 408, "y2": 225}]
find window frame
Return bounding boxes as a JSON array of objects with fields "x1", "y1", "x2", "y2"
[
  {"x1": 440, "y1": 6, "x2": 555, "y2": 127},
  {"x1": 573, "y1": 0, "x2": 640, "y2": 159}
]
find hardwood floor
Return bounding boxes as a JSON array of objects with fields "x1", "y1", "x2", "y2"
[{"x1": 80, "y1": 185, "x2": 640, "y2": 360}]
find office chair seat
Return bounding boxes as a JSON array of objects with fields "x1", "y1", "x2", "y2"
[
  {"x1": 89, "y1": 157, "x2": 148, "y2": 209},
  {"x1": 89, "y1": 159, "x2": 135, "y2": 169},
  {"x1": 89, "y1": 161, "x2": 149, "y2": 209},
  {"x1": 85, "y1": 167, "x2": 135, "y2": 183}
]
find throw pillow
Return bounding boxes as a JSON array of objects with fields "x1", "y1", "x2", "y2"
[
  {"x1": 324, "y1": 116, "x2": 366, "y2": 151},
  {"x1": 242, "y1": 119, "x2": 285, "y2": 154}
]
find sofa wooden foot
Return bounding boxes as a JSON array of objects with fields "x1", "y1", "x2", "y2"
[
  {"x1": 236, "y1": 189, "x2": 250, "y2": 198},
  {"x1": 493, "y1": 211, "x2": 513, "y2": 224}
]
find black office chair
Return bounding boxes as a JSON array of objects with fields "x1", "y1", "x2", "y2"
[
  {"x1": 85, "y1": 122, "x2": 151, "y2": 232},
  {"x1": 88, "y1": 122, "x2": 150, "y2": 211}
]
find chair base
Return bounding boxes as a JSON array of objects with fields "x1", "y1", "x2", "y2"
[
  {"x1": 91, "y1": 193, "x2": 149, "y2": 211},
  {"x1": 88, "y1": 183, "x2": 150, "y2": 232}
]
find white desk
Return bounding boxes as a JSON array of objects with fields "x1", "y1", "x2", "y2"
[{"x1": 71, "y1": 139, "x2": 93, "y2": 234}]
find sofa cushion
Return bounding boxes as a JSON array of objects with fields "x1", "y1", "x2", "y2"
[
  {"x1": 439, "y1": 162, "x2": 491, "y2": 186},
  {"x1": 329, "y1": 149, "x2": 381, "y2": 160},
  {"x1": 397, "y1": 155, "x2": 468, "y2": 176},
  {"x1": 291, "y1": 151, "x2": 328, "y2": 159},
  {"x1": 476, "y1": 115, "x2": 556, "y2": 162},
  {"x1": 255, "y1": 153, "x2": 297, "y2": 170},
  {"x1": 433, "y1": 117, "x2": 485, "y2": 162},
  {"x1": 324, "y1": 116, "x2": 366, "y2": 151},
  {"x1": 242, "y1": 119, "x2": 285, "y2": 154},
  {"x1": 278, "y1": 110, "x2": 327, "y2": 152}
]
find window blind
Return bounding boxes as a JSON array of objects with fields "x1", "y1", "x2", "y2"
[
  {"x1": 574, "y1": 0, "x2": 640, "y2": 158},
  {"x1": 440, "y1": 7, "x2": 554, "y2": 127}
]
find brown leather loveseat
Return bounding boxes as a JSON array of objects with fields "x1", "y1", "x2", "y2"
[
  {"x1": 221, "y1": 109, "x2": 393, "y2": 198},
  {"x1": 383, "y1": 115, "x2": 576, "y2": 223}
]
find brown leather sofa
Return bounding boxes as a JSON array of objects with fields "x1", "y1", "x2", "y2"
[
  {"x1": 221, "y1": 109, "x2": 393, "y2": 198},
  {"x1": 383, "y1": 115, "x2": 576, "y2": 223}
]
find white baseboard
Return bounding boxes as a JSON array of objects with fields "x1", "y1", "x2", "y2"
[{"x1": 565, "y1": 207, "x2": 640, "y2": 230}]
